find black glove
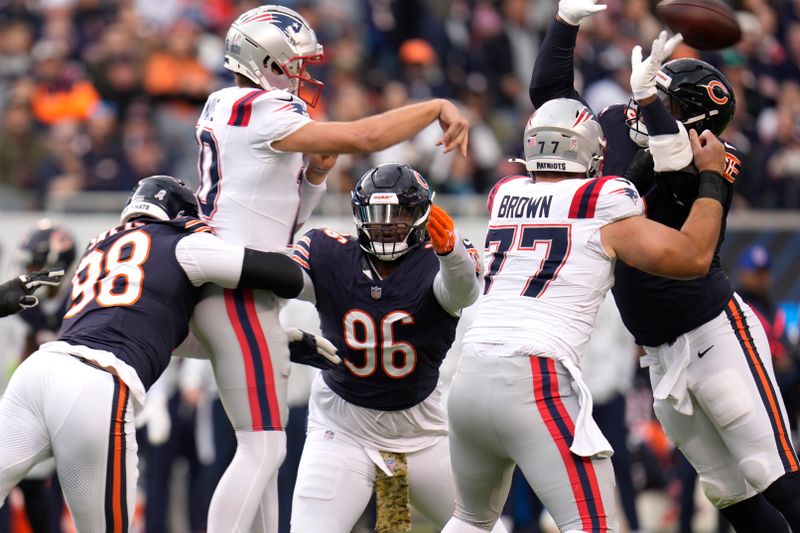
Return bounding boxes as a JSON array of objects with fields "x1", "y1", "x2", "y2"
[
  {"x1": 0, "y1": 269, "x2": 65, "y2": 318},
  {"x1": 623, "y1": 149, "x2": 655, "y2": 194},
  {"x1": 286, "y1": 328, "x2": 341, "y2": 370}
]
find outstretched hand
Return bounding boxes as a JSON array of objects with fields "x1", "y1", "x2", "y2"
[
  {"x1": 630, "y1": 30, "x2": 683, "y2": 102},
  {"x1": 427, "y1": 205, "x2": 457, "y2": 255},
  {"x1": 0, "y1": 268, "x2": 66, "y2": 317},
  {"x1": 286, "y1": 328, "x2": 341, "y2": 370},
  {"x1": 435, "y1": 100, "x2": 469, "y2": 157},
  {"x1": 557, "y1": 0, "x2": 607, "y2": 26}
]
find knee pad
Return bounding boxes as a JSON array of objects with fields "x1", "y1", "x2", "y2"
[
  {"x1": 699, "y1": 476, "x2": 739, "y2": 509},
  {"x1": 695, "y1": 370, "x2": 752, "y2": 429}
]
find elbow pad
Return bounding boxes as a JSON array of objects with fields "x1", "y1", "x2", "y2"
[{"x1": 239, "y1": 249, "x2": 304, "y2": 299}]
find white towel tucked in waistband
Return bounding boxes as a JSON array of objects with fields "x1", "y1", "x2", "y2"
[
  {"x1": 640, "y1": 335, "x2": 693, "y2": 416},
  {"x1": 555, "y1": 354, "x2": 614, "y2": 459}
]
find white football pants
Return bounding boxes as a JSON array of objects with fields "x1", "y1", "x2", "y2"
[{"x1": 0, "y1": 349, "x2": 137, "y2": 533}]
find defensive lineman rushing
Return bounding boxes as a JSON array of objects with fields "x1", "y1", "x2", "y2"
[
  {"x1": 532, "y1": 0, "x2": 800, "y2": 527},
  {"x1": 0, "y1": 176, "x2": 309, "y2": 532},
  {"x1": 441, "y1": 95, "x2": 730, "y2": 532},
  {"x1": 288, "y1": 163, "x2": 507, "y2": 533},
  {"x1": 191, "y1": 5, "x2": 470, "y2": 532}
]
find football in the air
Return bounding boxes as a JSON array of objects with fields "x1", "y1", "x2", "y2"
[{"x1": 656, "y1": 0, "x2": 742, "y2": 50}]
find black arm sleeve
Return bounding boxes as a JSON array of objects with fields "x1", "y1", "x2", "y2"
[
  {"x1": 530, "y1": 19, "x2": 585, "y2": 108},
  {"x1": 639, "y1": 98, "x2": 679, "y2": 135},
  {"x1": 239, "y1": 249, "x2": 304, "y2": 299},
  {"x1": 0, "y1": 278, "x2": 25, "y2": 318}
]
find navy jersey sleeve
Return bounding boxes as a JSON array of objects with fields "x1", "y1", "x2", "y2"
[
  {"x1": 529, "y1": 19, "x2": 587, "y2": 108},
  {"x1": 291, "y1": 231, "x2": 314, "y2": 277},
  {"x1": 291, "y1": 228, "x2": 354, "y2": 284}
]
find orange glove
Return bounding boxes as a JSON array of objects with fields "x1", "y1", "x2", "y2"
[{"x1": 427, "y1": 205, "x2": 456, "y2": 255}]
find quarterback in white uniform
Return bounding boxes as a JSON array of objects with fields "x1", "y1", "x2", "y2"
[
  {"x1": 190, "y1": 5, "x2": 470, "y2": 532},
  {"x1": 442, "y1": 95, "x2": 731, "y2": 532}
]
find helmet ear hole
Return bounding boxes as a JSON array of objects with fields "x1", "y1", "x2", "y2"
[{"x1": 264, "y1": 56, "x2": 284, "y2": 76}]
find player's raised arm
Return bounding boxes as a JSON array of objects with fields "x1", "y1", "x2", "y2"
[
  {"x1": 427, "y1": 205, "x2": 483, "y2": 316},
  {"x1": 271, "y1": 98, "x2": 469, "y2": 157},
  {"x1": 529, "y1": 0, "x2": 605, "y2": 108},
  {"x1": 601, "y1": 129, "x2": 727, "y2": 279}
]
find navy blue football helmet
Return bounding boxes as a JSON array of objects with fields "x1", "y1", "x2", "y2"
[
  {"x1": 351, "y1": 163, "x2": 433, "y2": 261},
  {"x1": 16, "y1": 220, "x2": 76, "y2": 274},
  {"x1": 121, "y1": 175, "x2": 199, "y2": 223}
]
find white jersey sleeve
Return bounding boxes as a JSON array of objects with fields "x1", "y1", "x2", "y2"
[
  {"x1": 195, "y1": 87, "x2": 312, "y2": 251},
  {"x1": 593, "y1": 177, "x2": 644, "y2": 225},
  {"x1": 248, "y1": 90, "x2": 312, "y2": 153},
  {"x1": 175, "y1": 232, "x2": 245, "y2": 288}
]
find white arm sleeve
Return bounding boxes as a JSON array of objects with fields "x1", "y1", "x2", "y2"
[
  {"x1": 649, "y1": 121, "x2": 693, "y2": 172},
  {"x1": 295, "y1": 173, "x2": 327, "y2": 228},
  {"x1": 433, "y1": 236, "x2": 483, "y2": 317},
  {"x1": 175, "y1": 233, "x2": 245, "y2": 288},
  {"x1": 296, "y1": 269, "x2": 317, "y2": 305}
]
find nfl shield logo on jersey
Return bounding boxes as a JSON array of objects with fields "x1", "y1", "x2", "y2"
[{"x1": 371, "y1": 286, "x2": 382, "y2": 300}]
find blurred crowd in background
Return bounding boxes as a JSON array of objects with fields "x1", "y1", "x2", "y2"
[{"x1": 1, "y1": 0, "x2": 800, "y2": 210}]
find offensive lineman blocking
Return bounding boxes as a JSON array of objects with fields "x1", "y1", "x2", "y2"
[
  {"x1": 192, "y1": 5, "x2": 471, "y2": 532},
  {"x1": 442, "y1": 98, "x2": 729, "y2": 533},
  {"x1": 532, "y1": 0, "x2": 800, "y2": 527}
]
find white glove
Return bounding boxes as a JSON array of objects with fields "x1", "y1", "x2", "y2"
[
  {"x1": 286, "y1": 327, "x2": 341, "y2": 370},
  {"x1": 631, "y1": 30, "x2": 683, "y2": 101},
  {"x1": 557, "y1": 0, "x2": 606, "y2": 26},
  {"x1": 135, "y1": 393, "x2": 172, "y2": 446}
]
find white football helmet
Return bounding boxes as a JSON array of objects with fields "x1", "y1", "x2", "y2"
[
  {"x1": 519, "y1": 98, "x2": 606, "y2": 178},
  {"x1": 224, "y1": 5, "x2": 324, "y2": 106}
]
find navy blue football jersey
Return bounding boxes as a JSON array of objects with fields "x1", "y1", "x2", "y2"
[
  {"x1": 599, "y1": 105, "x2": 742, "y2": 346},
  {"x1": 293, "y1": 228, "x2": 461, "y2": 411},
  {"x1": 59, "y1": 218, "x2": 211, "y2": 389}
]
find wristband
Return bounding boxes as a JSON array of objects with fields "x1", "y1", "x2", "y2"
[{"x1": 696, "y1": 170, "x2": 727, "y2": 204}]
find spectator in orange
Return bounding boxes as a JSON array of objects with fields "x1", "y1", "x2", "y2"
[
  {"x1": 143, "y1": 19, "x2": 212, "y2": 109},
  {"x1": 30, "y1": 40, "x2": 101, "y2": 125}
]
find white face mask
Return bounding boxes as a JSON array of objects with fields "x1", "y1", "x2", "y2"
[
  {"x1": 629, "y1": 119, "x2": 649, "y2": 147},
  {"x1": 624, "y1": 104, "x2": 650, "y2": 147}
]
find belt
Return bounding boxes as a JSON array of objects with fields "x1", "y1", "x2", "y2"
[{"x1": 70, "y1": 353, "x2": 118, "y2": 377}]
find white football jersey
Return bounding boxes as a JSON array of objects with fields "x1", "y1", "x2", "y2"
[
  {"x1": 195, "y1": 86, "x2": 312, "y2": 251},
  {"x1": 463, "y1": 174, "x2": 643, "y2": 364}
]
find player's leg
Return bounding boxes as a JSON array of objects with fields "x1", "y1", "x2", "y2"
[
  {"x1": 443, "y1": 353, "x2": 516, "y2": 532},
  {"x1": 646, "y1": 338, "x2": 791, "y2": 530},
  {"x1": 691, "y1": 297, "x2": 799, "y2": 523},
  {"x1": 193, "y1": 287, "x2": 291, "y2": 533},
  {"x1": 290, "y1": 429, "x2": 376, "y2": 533},
  {"x1": 0, "y1": 355, "x2": 53, "y2": 505},
  {"x1": 509, "y1": 357, "x2": 617, "y2": 533},
  {"x1": 407, "y1": 437, "x2": 510, "y2": 532},
  {"x1": 718, "y1": 493, "x2": 790, "y2": 531},
  {"x1": 232, "y1": 431, "x2": 286, "y2": 533},
  {"x1": 44, "y1": 353, "x2": 137, "y2": 533}
]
